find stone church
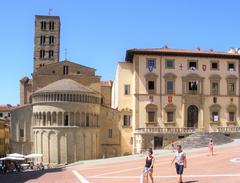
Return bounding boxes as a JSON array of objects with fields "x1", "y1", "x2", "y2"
[{"x1": 11, "y1": 15, "x2": 132, "y2": 164}]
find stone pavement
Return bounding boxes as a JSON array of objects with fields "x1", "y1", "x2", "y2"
[{"x1": 1, "y1": 139, "x2": 240, "y2": 183}]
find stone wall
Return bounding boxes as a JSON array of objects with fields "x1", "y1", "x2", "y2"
[{"x1": 11, "y1": 105, "x2": 33, "y2": 154}]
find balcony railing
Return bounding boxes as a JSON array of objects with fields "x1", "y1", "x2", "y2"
[
  {"x1": 217, "y1": 126, "x2": 240, "y2": 133},
  {"x1": 134, "y1": 127, "x2": 196, "y2": 134}
]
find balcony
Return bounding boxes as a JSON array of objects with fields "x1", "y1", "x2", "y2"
[
  {"x1": 217, "y1": 126, "x2": 240, "y2": 133},
  {"x1": 134, "y1": 127, "x2": 196, "y2": 134}
]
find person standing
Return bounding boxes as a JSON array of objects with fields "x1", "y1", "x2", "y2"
[
  {"x1": 143, "y1": 148, "x2": 155, "y2": 183},
  {"x1": 208, "y1": 139, "x2": 214, "y2": 156},
  {"x1": 171, "y1": 145, "x2": 187, "y2": 183},
  {"x1": 171, "y1": 143, "x2": 175, "y2": 152}
]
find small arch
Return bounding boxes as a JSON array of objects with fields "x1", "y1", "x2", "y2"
[
  {"x1": 145, "y1": 104, "x2": 158, "y2": 111},
  {"x1": 209, "y1": 104, "x2": 221, "y2": 111},
  {"x1": 163, "y1": 73, "x2": 177, "y2": 80},
  {"x1": 227, "y1": 104, "x2": 237, "y2": 112},
  {"x1": 164, "y1": 103, "x2": 177, "y2": 111},
  {"x1": 226, "y1": 75, "x2": 238, "y2": 80},
  {"x1": 209, "y1": 74, "x2": 221, "y2": 80}
]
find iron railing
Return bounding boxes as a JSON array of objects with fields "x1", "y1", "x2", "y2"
[
  {"x1": 217, "y1": 126, "x2": 240, "y2": 133},
  {"x1": 134, "y1": 127, "x2": 196, "y2": 134}
]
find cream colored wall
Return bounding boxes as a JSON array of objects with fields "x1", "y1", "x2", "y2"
[
  {"x1": 0, "y1": 120, "x2": 5, "y2": 155},
  {"x1": 99, "y1": 106, "x2": 121, "y2": 157},
  {"x1": 33, "y1": 128, "x2": 100, "y2": 164},
  {"x1": 131, "y1": 54, "x2": 240, "y2": 130},
  {"x1": 11, "y1": 105, "x2": 33, "y2": 155},
  {"x1": 112, "y1": 62, "x2": 133, "y2": 110}
]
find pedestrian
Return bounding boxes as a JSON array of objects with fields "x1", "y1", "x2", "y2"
[
  {"x1": 141, "y1": 148, "x2": 155, "y2": 183},
  {"x1": 208, "y1": 139, "x2": 214, "y2": 156},
  {"x1": 171, "y1": 143, "x2": 175, "y2": 152},
  {"x1": 171, "y1": 145, "x2": 187, "y2": 183}
]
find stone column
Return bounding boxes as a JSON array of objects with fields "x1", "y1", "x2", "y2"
[
  {"x1": 56, "y1": 112, "x2": 58, "y2": 126},
  {"x1": 56, "y1": 131, "x2": 59, "y2": 164},
  {"x1": 62, "y1": 112, "x2": 65, "y2": 126}
]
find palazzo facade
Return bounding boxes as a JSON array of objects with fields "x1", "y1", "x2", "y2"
[{"x1": 112, "y1": 48, "x2": 240, "y2": 153}]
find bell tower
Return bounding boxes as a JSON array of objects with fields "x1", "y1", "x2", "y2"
[{"x1": 33, "y1": 15, "x2": 60, "y2": 72}]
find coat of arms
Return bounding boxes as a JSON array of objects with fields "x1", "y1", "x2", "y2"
[
  {"x1": 202, "y1": 65, "x2": 206, "y2": 71},
  {"x1": 147, "y1": 60, "x2": 155, "y2": 72}
]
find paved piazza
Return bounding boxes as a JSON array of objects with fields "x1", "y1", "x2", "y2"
[{"x1": 1, "y1": 141, "x2": 240, "y2": 183}]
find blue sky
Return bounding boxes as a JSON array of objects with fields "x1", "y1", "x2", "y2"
[{"x1": 0, "y1": 0, "x2": 240, "y2": 105}]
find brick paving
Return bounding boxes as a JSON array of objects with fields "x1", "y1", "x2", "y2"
[{"x1": 1, "y1": 141, "x2": 240, "y2": 183}]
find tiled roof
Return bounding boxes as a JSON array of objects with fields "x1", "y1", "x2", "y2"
[
  {"x1": 125, "y1": 48, "x2": 240, "y2": 61},
  {"x1": 101, "y1": 81, "x2": 113, "y2": 87},
  {"x1": 34, "y1": 79, "x2": 98, "y2": 94},
  {"x1": 36, "y1": 60, "x2": 96, "y2": 71},
  {"x1": 0, "y1": 105, "x2": 16, "y2": 111}
]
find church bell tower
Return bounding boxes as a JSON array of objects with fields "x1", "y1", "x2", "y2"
[{"x1": 33, "y1": 15, "x2": 60, "y2": 72}]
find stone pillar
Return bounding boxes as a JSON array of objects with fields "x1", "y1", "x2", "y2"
[
  {"x1": 61, "y1": 112, "x2": 65, "y2": 126},
  {"x1": 56, "y1": 112, "x2": 58, "y2": 126},
  {"x1": 52, "y1": 112, "x2": 54, "y2": 126},
  {"x1": 56, "y1": 131, "x2": 59, "y2": 164}
]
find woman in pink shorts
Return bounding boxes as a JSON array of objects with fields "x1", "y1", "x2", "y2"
[{"x1": 208, "y1": 139, "x2": 214, "y2": 156}]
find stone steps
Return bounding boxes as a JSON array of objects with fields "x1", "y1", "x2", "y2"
[{"x1": 164, "y1": 132, "x2": 233, "y2": 149}]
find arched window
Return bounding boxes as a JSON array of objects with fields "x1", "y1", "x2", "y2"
[
  {"x1": 39, "y1": 50, "x2": 45, "y2": 59},
  {"x1": 40, "y1": 21, "x2": 46, "y2": 30},
  {"x1": 227, "y1": 104, "x2": 237, "y2": 122},
  {"x1": 209, "y1": 104, "x2": 221, "y2": 122},
  {"x1": 49, "y1": 36, "x2": 54, "y2": 44},
  {"x1": 164, "y1": 104, "x2": 177, "y2": 123},
  {"x1": 49, "y1": 21, "x2": 55, "y2": 30},
  {"x1": 145, "y1": 104, "x2": 158, "y2": 125}
]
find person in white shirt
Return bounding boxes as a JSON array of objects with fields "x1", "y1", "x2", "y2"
[{"x1": 171, "y1": 145, "x2": 187, "y2": 183}]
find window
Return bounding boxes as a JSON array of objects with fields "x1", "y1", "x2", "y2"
[
  {"x1": 108, "y1": 129, "x2": 112, "y2": 138},
  {"x1": 229, "y1": 112, "x2": 235, "y2": 122},
  {"x1": 213, "y1": 97, "x2": 217, "y2": 103},
  {"x1": 212, "y1": 112, "x2": 219, "y2": 122},
  {"x1": 189, "y1": 81, "x2": 198, "y2": 91},
  {"x1": 167, "y1": 80, "x2": 174, "y2": 94},
  {"x1": 146, "y1": 59, "x2": 156, "y2": 71},
  {"x1": 39, "y1": 50, "x2": 45, "y2": 59},
  {"x1": 228, "y1": 83, "x2": 235, "y2": 94},
  {"x1": 188, "y1": 60, "x2": 197, "y2": 69},
  {"x1": 49, "y1": 36, "x2": 54, "y2": 44},
  {"x1": 123, "y1": 115, "x2": 131, "y2": 126},
  {"x1": 0, "y1": 113, "x2": 2, "y2": 117},
  {"x1": 124, "y1": 85, "x2": 130, "y2": 95},
  {"x1": 64, "y1": 115, "x2": 69, "y2": 126},
  {"x1": 211, "y1": 82, "x2": 219, "y2": 95},
  {"x1": 211, "y1": 62, "x2": 218, "y2": 70},
  {"x1": 63, "y1": 65, "x2": 69, "y2": 75},
  {"x1": 148, "y1": 81, "x2": 155, "y2": 90},
  {"x1": 86, "y1": 114, "x2": 89, "y2": 127},
  {"x1": 49, "y1": 21, "x2": 55, "y2": 30},
  {"x1": 49, "y1": 50, "x2": 54, "y2": 59},
  {"x1": 165, "y1": 59, "x2": 175, "y2": 69},
  {"x1": 8, "y1": 113, "x2": 10, "y2": 117},
  {"x1": 228, "y1": 63, "x2": 235, "y2": 71},
  {"x1": 40, "y1": 35, "x2": 46, "y2": 45},
  {"x1": 227, "y1": 75, "x2": 237, "y2": 95},
  {"x1": 41, "y1": 21, "x2": 47, "y2": 30},
  {"x1": 167, "y1": 112, "x2": 174, "y2": 122},
  {"x1": 20, "y1": 129, "x2": 24, "y2": 138},
  {"x1": 148, "y1": 111, "x2": 155, "y2": 123}
]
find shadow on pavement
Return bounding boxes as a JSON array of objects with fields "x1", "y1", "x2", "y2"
[
  {"x1": 0, "y1": 167, "x2": 64, "y2": 183},
  {"x1": 184, "y1": 181, "x2": 199, "y2": 183}
]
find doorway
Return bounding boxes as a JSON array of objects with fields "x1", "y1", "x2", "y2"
[
  {"x1": 187, "y1": 105, "x2": 198, "y2": 127},
  {"x1": 154, "y1": 136, "x2": 163, "y2": 149}
]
